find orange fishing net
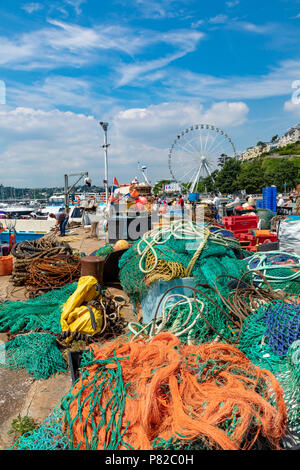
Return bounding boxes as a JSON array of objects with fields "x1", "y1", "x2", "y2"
[{"x1": 63, "y1": 332, "x2": 287, "y2": 450}]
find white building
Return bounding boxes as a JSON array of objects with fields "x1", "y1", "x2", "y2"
[
  {"x1": 240, "y1": 142, "x2": 274, "y2": 161},
  {"x1": 240, "y1": 124, "x2": 299, "y2": 161},
  {"x1": 278, "y1": 124, "x2": 300, "y2": 148},
  {"x1": 241, "y1": 146, "x2": 261, "y2": 161}
]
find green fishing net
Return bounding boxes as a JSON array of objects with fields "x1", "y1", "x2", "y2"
[
  {"x1": 0, "y1": 283, "x2": 77, "y2": 334},
  {"x1": 61, "y1": 349, "x2": 133, "y2": 450},
  {"x1": 9, "y1": 406, "x2": 68, "y2": 450},
  {"x1": 95, "y1": 244, "x2": 114, "y2": 258},
  {"x1": 239, "y1": 301, "x2": 300, "y2": 427},
  {"x1": 119, "y1": 234, "x2": 247, "y2": 304},
  {"x1": 0, "y1": 332, "x2": 67, "y2": 380},
  {"x1": 161, "y1": 286, "x2": 238, "y2": 345}
]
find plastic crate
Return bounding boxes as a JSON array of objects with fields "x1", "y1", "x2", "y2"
[
  {"x1": 250, "y1": 230, "x2": 278, "y2": 244},
  {"x1": 238, "y1": 234, "x2": 257, "y2": 246},
  {"x1": 245, "y1": 246, "x2": 258, "y2": 252},
  {"x1": 262, "y1": 187, "x2": 277, "y2": 212},
  {"x1": 257, "y1": 234, "x2": 278, "y2": 244},
  {"x1": 222, "y1": 216, "x2": 258, "y2": 230},
  {"x1": 232, "y1": 229, "x2": 251, "y2": 238}
]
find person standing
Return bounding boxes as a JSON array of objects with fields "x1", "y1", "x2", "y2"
[
  {"x1": 178, "y1": 194, "x2": 185, "y2": 218},
  {"x1": 212, "y1": 193, "x2": 220, "y2": 217},
  {"x1": 277, "y1": 194, "x2": 285, "y2": 207},
  {"x1": 49, "y1": 211, "x2": 69, "y2": 237},
  {"x1": 225, "y1": 193, "x2": 240, "y2": 216},
  {"x1": 295, "y1": 185, "x2": 300, "y2": 215}
]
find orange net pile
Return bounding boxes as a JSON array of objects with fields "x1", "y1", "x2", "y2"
[{"x1": 62, "y1": 332, "x2": 287, "y2": 450}]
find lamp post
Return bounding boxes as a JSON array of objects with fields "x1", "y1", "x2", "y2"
[{"x1": 100, "y1": 121, "x2": 109, "y2": 205}]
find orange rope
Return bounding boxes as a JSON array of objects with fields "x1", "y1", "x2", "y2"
[{"x1": 65, "y1": 332, "x2": 287, "y2": 450}]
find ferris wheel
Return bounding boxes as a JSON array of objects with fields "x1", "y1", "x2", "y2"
[{"x1": 168, "y1": 124, "x2": 237, "y2": 193}]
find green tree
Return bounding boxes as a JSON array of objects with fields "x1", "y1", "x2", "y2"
[
  {"x1": 215, "y1": 158, "x2": 241, "y2": 194},
  {"x1": 218, "y1": 154, "x2": 230, "y2": 168},
  {"x1": 264, "y1": 159, "x2": 298, "y2": 192},
  {"x1": 195, "y1": 171, "x2": 218, "y2": 193},
  {"x1": 236, "y1": 159, "x2": 266, "y2": 193}
]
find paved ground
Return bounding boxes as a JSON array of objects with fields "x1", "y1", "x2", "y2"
[{"x1": 0, "y1": 229, "x2": 136, "y2": 449}]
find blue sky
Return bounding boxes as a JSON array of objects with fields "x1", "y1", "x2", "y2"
[{"x1": 0, "y1": 0, "x2": 300, "y2": 187}]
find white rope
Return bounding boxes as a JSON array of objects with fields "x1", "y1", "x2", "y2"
[
  {"x1": 137, "y1": 220, "x2": 210, "y2": 275},
  {"x1": 128, "y1": 293, "x2": 205, "y2": 342}
]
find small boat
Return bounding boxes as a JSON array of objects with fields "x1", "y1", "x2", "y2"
[{"x1": 0, "y1": 204, "x2": 37, "y2": 217}]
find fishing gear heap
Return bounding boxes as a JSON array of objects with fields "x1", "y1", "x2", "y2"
[
  {"x1": 61, "y1": 332, "x2": 287, "y2": 451},
  {"x1": 5, "y1": 220, "x2": 300, "y2": 451},
  {"x1": 10, "y1": 233, "x2": 73, "y2": 289}
]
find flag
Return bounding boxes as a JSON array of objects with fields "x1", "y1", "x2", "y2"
[{"x1": 112, "y1": 177, "x2": 119, "y2": 194}]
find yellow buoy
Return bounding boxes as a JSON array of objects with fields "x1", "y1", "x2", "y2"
[{"x1": 114, "y1": 239, "x2": 130, "y2": 251}]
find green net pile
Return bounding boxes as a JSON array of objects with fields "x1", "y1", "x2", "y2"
[
  {"x1": 61, "y1": 349, "x2": 133, "y2": 450},
  {"x1": 0, "y1": 283, "x2": 77, "y2": 334},
  {"x1": 9, "y1": 406, "x2": 68, "y2": 450},
  {"x1": 239, "y1": 301, "x2": 300, "y2": 428},
  {"x1": 245, "y1": 252, "x2": 300, "y2": 295},
  {"x1": 161, "y1": 290, "x2": 238, "y2": 345},
  {"x1": 119, "y1": 229, "x2": 247, "y2": 304},
  {"x1": 119, "y1": 225, "x2": 248, "y2": 344},
  {"x1": 0, "y1": 332, "x2": 67, "y2": 380},
  {"x1": 95, "y1": 244, "x2": 114, "y2": 258}
]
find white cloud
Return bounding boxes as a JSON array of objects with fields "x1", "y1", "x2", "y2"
[
  {"x1": 226, "y1": 0, "x2": 239, "y2": 7},
  {"x1": 232, "y1": 21, "x2": 274, "y2": 34},
  {"x1": 22, "y1": 3, "x2": 43, "y2": 14},
  {"x1": 117, "y1": 29, "x2": 204, "y2": 86},
  {"x1": 0, "y1": 20, "x2": 204, "y2": 73},
  {"x1": 154, "y1": 59, "x2": 300, "y2": 101},
  {"x1": 128, "y1": 0, "x2": 188, "y2": 19},
  {"x1": 284, "y1": 100, "x2": 300, "y2": 117},
  {"x1": 64, "y1": 0, "x2": 86, "y2": 15},
  {"x1": 209, "y1": 14, "x2": 228, "y2": 24},
  {"x1": 10, "y1": 76, "x2": 95, "y2": 111},
  {"x1": 0, "y1": 101, "x2": 248, "y2": 186},
  {"x1": 114, "y1": 102, "x2": 248, "y2": 141},
  {"x1": 191, "y1": 19, "x2": 204, "y2": 28}
]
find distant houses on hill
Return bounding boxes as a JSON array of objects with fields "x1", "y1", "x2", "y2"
[{"x1": 240, "y1": 123, "x2": 300, "y2": 161}]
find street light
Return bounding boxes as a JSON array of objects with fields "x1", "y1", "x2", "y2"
[{"x1": 100, "y1": 121, "x2": 110, "y2": 205}]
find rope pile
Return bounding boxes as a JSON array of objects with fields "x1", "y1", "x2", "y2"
[
  {"x1": 119, "y1": 221, "x2": 246, "y2": 304},
  {"x1": 61, "y1": 332, "x2": 287, "y2": 450},
  {"x1": 25, "y1": 255, "x2": 81, "y2": 297},
  {"x1": 212, "y1": 271, "x2": 289, "y2": 325},
  {"x1": 129, "y1": 284, "x2": 238, "y2": 345},
  {"x1": 10, "y1": 234, "x2": 73, "y2": 287},
  {"x1": 246, "y1": 252, "x2": 300, "y2": 295}
]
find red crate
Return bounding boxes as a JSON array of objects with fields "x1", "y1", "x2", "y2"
[
  {"x1": 232, "y1": 229, "x2": 251, "y2": 238},
  {"x1": 239, "y1": 234, "x2": 257, "y2": 246},
  {"x1": 246, "y1": 245, "x2": 258, "y2": 252},
  {"x1": 256, "y1": 233, "x2": 278, "y2": 244},
  {"x1": 222, "y1": 216, "x2": 259, "y2": 231}
]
